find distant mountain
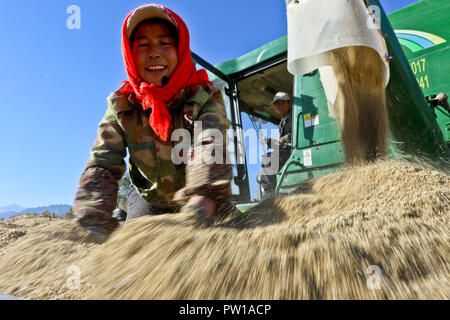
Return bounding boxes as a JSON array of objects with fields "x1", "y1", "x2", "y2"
[
  {"x1": 0, "y1": 204, "x2": 26, "y2": 214},
  {"x1": 19, "y1": 205, "x2": 72, "y2": 216},
  {"x1": 0, "y1": 204, "x2": 72, "y2": 220},
  {"x1": 0, "y1": 211, "x2": 22, "y2": 220}
]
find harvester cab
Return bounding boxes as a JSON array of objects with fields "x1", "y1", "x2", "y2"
[{"x1": 192, "y1": 0, "x2": 450, "y2": 210}]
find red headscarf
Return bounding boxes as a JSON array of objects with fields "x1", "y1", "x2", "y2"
[{"x1": 120, "y1": 4, "x2": 211, "y2": 141}]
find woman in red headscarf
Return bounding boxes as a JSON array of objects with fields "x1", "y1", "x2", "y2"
[{"x1": 73, "y1": 4, "x2": 233, "y2": 234}]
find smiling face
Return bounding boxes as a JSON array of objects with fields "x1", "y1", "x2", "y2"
[{"x1": 131, "y1": 21, "x2": 178, "y2": 87}]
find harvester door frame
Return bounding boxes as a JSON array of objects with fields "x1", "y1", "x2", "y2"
[
  {"x1": 227, "y1": 53, "x2": 291, "y2": 198},
  {"x1": 192, "y1": 52, "x2": 251, "y2": 203}
]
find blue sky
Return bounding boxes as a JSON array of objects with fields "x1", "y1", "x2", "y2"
[{"x1": 0, "y1": 0, "x2": 418, "y2": 207}]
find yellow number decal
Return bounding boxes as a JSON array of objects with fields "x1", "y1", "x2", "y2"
[
  {"x1": 411, "y1": 62, "x2": 417, "y2": 74},
  {"x1": 410, "y1": 58, "x2": 426, "y2": 75},
  {"x1": 421, "y1": 58, "x2": 426, "y2": 72},
  {"x1": 416, "y1": 75, "x2": 430, "y2": 89}
]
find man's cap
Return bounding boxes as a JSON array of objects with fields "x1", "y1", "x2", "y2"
[
  {"x1": 273, "y1": 92, "x2": 290, "y2": 104},
  {"x1": 126, "y1": 4, "x2": 178, "y2": 39}
]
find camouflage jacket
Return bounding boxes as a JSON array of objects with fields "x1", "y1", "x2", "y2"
[{"x1": 73, "y1": 84, "x2": 232, "y2": 231}]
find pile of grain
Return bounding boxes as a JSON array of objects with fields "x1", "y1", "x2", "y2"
[
  {"x1": 89, "y1": 161, "x2": 449, "y2": 299},
  {"x1": 0, "y1": 161, "x2": 448, "y2": 300},
  {"x1": 0, "y1": 215, "x2": 58, "y2": 256},
  {"x1": 0, "y1": 218, "x2": 101, "y2": 299}
]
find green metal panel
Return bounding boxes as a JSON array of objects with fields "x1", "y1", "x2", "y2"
[
  {"x1": 278, "y1": 165, "x2": 342, "y2": 193},
  {"x1": 211, "y1": 36, "x2": 287, "y2": 78},
  {"x1": 363, "y1": 0, "x2": 449, "y2": 159},
  {"x1": 389, "y1": 0, "x2": 450, "y2": 145},
  {"x1": 406, "y1": 47, "x2": 450, "y2": 143},
  {"x1": 295, "y1": 72, "x2": 341, "y2": 149},
  {"x1": 389, "y1": 0, "x2": 450, "y2": 44}
]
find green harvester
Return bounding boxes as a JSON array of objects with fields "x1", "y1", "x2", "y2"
[{"x1": 192, "y1": 0, "x2": 450, "y2": 210}]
